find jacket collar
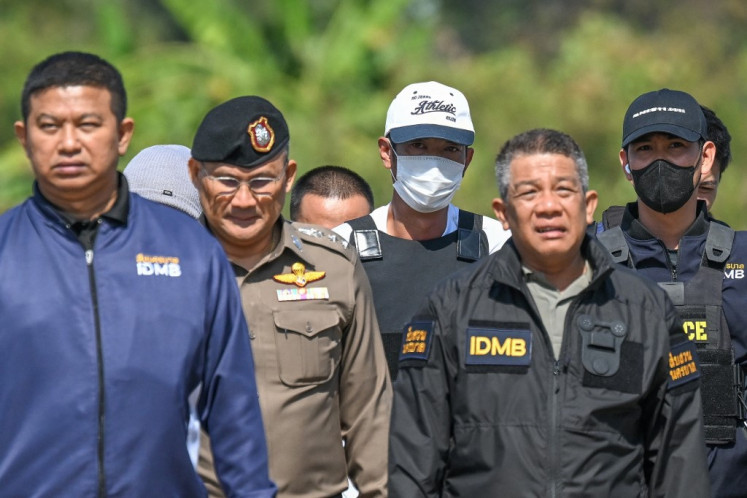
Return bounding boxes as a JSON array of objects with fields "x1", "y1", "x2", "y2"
[
  {"x1": 271, "y1": 218, "x2": 309, "y2": 261},
  {"x1": 228, "y1": 217, "x2": 312, "y2": 277},
  {"x1": 487, "y1": 235, "x2": 614, "y2": 293},
  {"x1": 622, "y1": 200, "x2": 709, "y2": 241},
  {"x1": 33, "y1": 172, "x2": 130, "y2": 226}
]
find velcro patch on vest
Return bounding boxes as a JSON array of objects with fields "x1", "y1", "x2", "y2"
[
  {"x1": 465, "y1": 328, "x2": 531, "y2": 366},
  {"x1": 582, "y1": 341, "x2": 643, "y2": 394},
  {"x1": 399, "y1": 321, "x2": 434, "y2": 362},
  {"x1": 678, "y1": 306, "x2": 709, "y2": 344},
  {"x1": 668, "y1": 339, "x2": 701, "y2": 390}
]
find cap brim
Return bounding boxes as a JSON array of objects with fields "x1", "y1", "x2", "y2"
[
  {"x1": 622, "y1": 124, "x2": 702, "y2": 147},
  {"x1": 389, "y1": 125, "x2": 474, "y2": 146}
]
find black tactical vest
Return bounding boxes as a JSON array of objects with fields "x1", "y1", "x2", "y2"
[
  {"x1": 347, "y1": 210, "x2": 488, "y2": 379},
  {"x1": 598, "y1": 216, "x2": 745, "y2": 444}
]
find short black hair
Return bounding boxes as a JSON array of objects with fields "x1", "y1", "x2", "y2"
[
  {"x1": 290, "y1": 165, "x2": 374, "y2": 221},
  {"x1": 21, "y1": 51, "x2": 127, "y2": 122},
  {"x1": 701, "y1": 105, "x2": 732, "y2": 177},
  {"x1": 495, "y1": 128, "x2": 589, "y2": 200}
]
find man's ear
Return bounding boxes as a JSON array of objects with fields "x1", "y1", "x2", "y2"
[
  {"x1": 492, "y1": 197, "x2": 510, "y2": 231},
  {"x1": 585, "y1": 190, "x2": 599, "y2": 226},
  {"x1": 188, "y1": 158, "x2": 201, "y2": 187},
  {"x1": 117, "y1": 118, "x2": 135, "y2": 156},
  {"x1": 13, "y1": 121, "x2": 29, "y2": 157},
  {"x1": 284, "y1": 159, "x2": 298, "y2": 193},
  {"x1": 462, "y1": 147, "x2": 474, "y2": 176},
  {"x1": 698, "y1": 141, "x2": 716, "y2": 184},
  {"x1": 187, "y1": 158, "x2": 208, "y2": 213},
  {"x1": 378, "y1": 137, "x2": 394, "y2": 172},
  {"x1": 619, "y1": 148, "x2": 632, "y2": 182}
]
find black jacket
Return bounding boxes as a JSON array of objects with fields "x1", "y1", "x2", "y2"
[{"x1": 389, "y1": 236, "x2": 710, "y2": 497}]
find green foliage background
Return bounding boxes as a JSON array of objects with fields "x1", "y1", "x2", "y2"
[{"x1": 1, "y1": 0, "x2": 746, "y2": 227}]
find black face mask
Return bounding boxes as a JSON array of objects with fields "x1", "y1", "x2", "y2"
[{"x1": 631, "y1": 159, "x2": 697, "y2": 214}]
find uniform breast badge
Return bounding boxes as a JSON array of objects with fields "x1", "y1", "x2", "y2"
[
  {"x1": 274, "y1": 262, "x2": 329, "y2": 302},
  {"x1": 274, "y1": 262, "x2": 324, "y2": 287}
]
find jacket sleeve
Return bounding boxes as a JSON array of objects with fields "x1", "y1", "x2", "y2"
[
  {"x1": 643, "y1": 296, "x2": 711, "y2": 498},
  {"x1": 339, "y1": 258, "x2": 392, "y2": 498},
  {"x1": 388, "y1": 294, "x2": 453, "y2": 498},
  {"x1": 198, "y1": 246, "x2": 276, "y2": 498}
]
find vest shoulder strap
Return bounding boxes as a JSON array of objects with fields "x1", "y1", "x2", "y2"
[
  {"x1": 596, "y1": 226, "x2": 630, "y2": 265},
  {"x1": 602, "y1": 205, "x2": 626, "y2": 229},
  {"x1": 351, "y1": 210, "x2": 489, "y2": 262},
  {"x1": 348, "y1": 216, "x2": 383, "y2": 260},
  {"x1": 704, "y1": 222, "x2": 735, "y2": 265},
  {"x1": 347, "y1": 215, "x2": 377, "y2": 232},
  {"x1": 457, "y1": 210, "x2": 488, "y2": 261}
]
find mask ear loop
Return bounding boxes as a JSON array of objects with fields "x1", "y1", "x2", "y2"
[
  {"x1": 690, "y1": 142, "x2": 705, "y2": 187},
  {"x1": 388, "y1": 141, "x2": 399, "y2": 182},
  {"x1": 694, "y1": 142, "x2": 705, "y2": 170}
]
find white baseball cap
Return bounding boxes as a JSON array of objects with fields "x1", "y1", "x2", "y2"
[{"x1": 385, "y1": 81, "x2": 474, "y2": 146}]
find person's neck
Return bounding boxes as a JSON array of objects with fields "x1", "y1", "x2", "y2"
[
  {"x1": 42, "y1": 179, "x2": 118, "y2": 221},
  {"x1": 636, "y1": 197, "x2": 698, "y2": 250},
  {"x1": 531, "y1": 252, "x2": 587, "y2": 291},
  {"x1": 223, "y1": 224, "x2": 279, "y2": 272},
  {"x1": 387, "y1": 194, "x2": 449, "y2": 241}
]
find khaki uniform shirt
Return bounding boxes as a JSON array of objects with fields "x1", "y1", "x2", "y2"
[
  {"x1": 199, "y1": 219, "x2": 391, "y2": 498},
  {"x1": 523, "y1": 261, "x2": 592, "y2": 358}
]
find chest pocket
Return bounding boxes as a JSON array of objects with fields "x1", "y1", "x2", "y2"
[{"x1": 273, "y1": 308, "x2": 342, "y2": 386}]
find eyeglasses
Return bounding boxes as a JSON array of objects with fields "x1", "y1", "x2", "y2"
[{"x1": 200, "y1": 167, "x2": 284, "y2": 197}]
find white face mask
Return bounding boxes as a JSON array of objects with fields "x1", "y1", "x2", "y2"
[{"x1": 391, "y1": 149, "x2": 465, "y2": 213}]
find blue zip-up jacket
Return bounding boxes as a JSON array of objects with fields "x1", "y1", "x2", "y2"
[
  {"x1": 0, "y1": 179, "x2": 276, "y2": 498},
  {"x1": 601, "y1": 202, "x2": 747, "y2": 498}
]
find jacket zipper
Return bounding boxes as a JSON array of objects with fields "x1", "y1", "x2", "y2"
[
  {"x1": 550, "y1": 297, "x2": 584, "y2": 498},
  {"x1": 660, "y1": 240, "x2": 678, "y2": 281},
  {"x1": 520, "y1": 279, "x2": 587, "y2": 497},
  {"x1": 85, "y1": 248, "x2": 107, "y2": 497},
  {"x1": 550, "y1": 360, "x2": 560, "y2": 498},
  {"x1": 524, "y1": 283, "x2": 563, "y2": 498}
]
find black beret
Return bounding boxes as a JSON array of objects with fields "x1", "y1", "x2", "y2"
[{"x1": 191, "y1": 96, "x2": 290, "y2": 168}]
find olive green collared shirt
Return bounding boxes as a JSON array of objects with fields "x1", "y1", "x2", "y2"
[{"x1": 523, "y1": 261, "x2": 592, "y2": 359}]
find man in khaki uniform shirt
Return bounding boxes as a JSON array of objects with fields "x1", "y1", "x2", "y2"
[{"x1": 188, "y1": 96, "x2": 391, "y2": 498}]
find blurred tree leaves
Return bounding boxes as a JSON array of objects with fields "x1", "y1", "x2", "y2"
[{"x1": 1, "y1": 0, "x2": 745, "y2": 227}]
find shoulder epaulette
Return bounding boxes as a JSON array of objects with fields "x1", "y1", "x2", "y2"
[{"x1": 292, "y1": 223, "x2": 356, "y2": 261}]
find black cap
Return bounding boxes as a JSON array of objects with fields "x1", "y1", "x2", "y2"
[
  {"x1": 621, "y1": 89, "x2": 707, "y2": 147},
  {"x1": 191, "y1": 96, "x2": 289, "y2": 168}
]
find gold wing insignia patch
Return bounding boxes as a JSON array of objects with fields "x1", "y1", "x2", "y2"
[{"x1": 273, "y1": 262, "x2": 325, "y2": 287}]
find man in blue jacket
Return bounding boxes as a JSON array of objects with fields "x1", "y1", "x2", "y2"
[{"x1": 0, "y1": 51, "x2": 275, "y2": 497}]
